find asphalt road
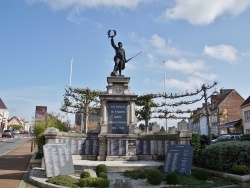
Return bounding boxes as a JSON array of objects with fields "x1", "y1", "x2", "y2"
[{"x1": 0, "y1": 135, "x2": 30, "y2": 156}]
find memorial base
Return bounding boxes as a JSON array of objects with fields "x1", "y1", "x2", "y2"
[{"x1": 106, "y1": 156, "x2": 138, "y2": 161}]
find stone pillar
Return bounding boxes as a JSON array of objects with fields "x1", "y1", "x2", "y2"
[
  {"x1": 44, "y1": 127, "x2": 59, "y2": 144},
  {"x1": 178, "y1": 130, "x2": 192, "y2": 145},
  {"x1": 97, "y1": 136, "x2": 107, "y2": 161},
  {"x1": 98, "y1": 76, "x2": 138, "y2": 161}
]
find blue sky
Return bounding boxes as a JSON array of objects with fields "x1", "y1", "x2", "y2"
[{"x1": 1, "y1": 0, "x2": 250, "y2": 127}]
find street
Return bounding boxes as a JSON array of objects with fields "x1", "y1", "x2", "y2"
[
  {"x1": 0, "y1": 134, "x2": 35, "y2": 188},
  {"x1": 0, "y1": 135, "x2": 31, "y2": 156}
]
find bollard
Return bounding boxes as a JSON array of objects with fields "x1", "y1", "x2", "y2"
[{"x1": 31, "y1": 141, "x2": 33, "y2": 152}]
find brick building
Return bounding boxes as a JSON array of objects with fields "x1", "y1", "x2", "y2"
[{"x1": 190, "y1": 89, "x2": 244, "y2": 136}]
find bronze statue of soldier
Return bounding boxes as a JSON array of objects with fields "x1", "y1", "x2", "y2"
[{"x1": 108, "y1": 30, "x2": 126, "y2": 76}]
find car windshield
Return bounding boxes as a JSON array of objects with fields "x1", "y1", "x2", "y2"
[{"x1": 4, "y1": 130, "x2": 11, "y2": 132}]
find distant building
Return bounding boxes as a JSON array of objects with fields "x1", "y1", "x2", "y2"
[
  {"x1": 190, "y1": 89, "x2": 244, "y2": 136},
  {"x1": 241, "y1": 96, "x2": 250, "y2": 134},
  {"x1": 168, "y1": 126, "x2": 177, "y2": 134},
  {"x1": 177, "y1": 119, "x2": 188, "y2": 131},
  {"x1": 75, "y1": 109, "x2": 100, "y2": 131},
  {"x1": 152, "y1": 124, "x2": 160, "y2": 133},
  {"x1": 0, "y1": 98, "x2": 9, "y2": 131}
]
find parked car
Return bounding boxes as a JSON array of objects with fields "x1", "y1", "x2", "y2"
[
  {"x1": 212, "y1": 134, "x2": 241, "y2": 143},
  {"x1": 2, "y1": 130, "x2": 14, "y2": 138},
  {"x1": 12, "y1": 130, "x2": 20, "y2": 134},
  {"x1": 23, "y1": 130, "x2": 29, "y2": 134}
]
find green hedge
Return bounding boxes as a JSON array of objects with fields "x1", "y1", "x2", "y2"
[{"x1": 202, "y1": 141, "x2": 250, "y2": 172}]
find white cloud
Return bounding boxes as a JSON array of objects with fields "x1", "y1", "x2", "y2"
[
  {"x1": 26, "y1": 0, "x2": 148, "y2": 10},
  {"x1": 162, "y1": 0, "x2": 250, "y2": 25},
  {"x1": 193, "y1": 72, "x2": 218, "y2": 81},
  {"x1": 166, "y1": 77, "x2": 204, "y2": 91},
  {"x1": 165, "y1": 59, "x2": 206, "y2": 74},
  {"x1": 150, "y1": 34, "x2": 166, "y2": 49},
  {"x1": 203, "y1": 44, "x2": 238, "y2": 63}
]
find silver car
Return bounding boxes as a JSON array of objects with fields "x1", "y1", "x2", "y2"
[
  {"x1": 2, "y1": 130, "x2": 14, "y2": 138},
  {"x1": 212, "y1": 134, "x2": 241, "y2": 143}
]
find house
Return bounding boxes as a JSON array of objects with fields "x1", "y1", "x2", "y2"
[
  {"x1": 177, "y1": 119, "x2": 188, "y2": 131},
  {"x1": 210, "y1": 89, "x2": 244, "y2": 135},
  {"x1": 8, "y1": 116, "x2": 23, "y2": 129},
  {"x1": 240, "y1": 96, "x2": 250, "y2": 134},
  {"x1": 0, "y1": 98, "x2": 9, "y2": 131},
  {"x1": 190, "y1": 89, "x2": 244, "y2": 136},
  {"x1": 220, "y1": 119, "x2": 242, "y2": 134},
  {"x1": 168, "y1": 126, "x2": 177, "y2": 133}
]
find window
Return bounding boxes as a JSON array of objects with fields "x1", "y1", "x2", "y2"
[
  {"x1": 244, "y1": 110, "x2": 250, "y2": 121},
  {"x1": 246, "y1": 129, "x2": 250, "y2": 134}
]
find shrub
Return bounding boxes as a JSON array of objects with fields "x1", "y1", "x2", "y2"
[
  {"x1": 241, "y1": 134, "x2": 250, "y2": 141},
  {"x1": 190, "y1": 132, "x2": 201, "y2": 163},
  {"x1": 46, "y1": 175, "x2": 78, "y2": 188},
  {"x1": 231, "y1": 165, "x2": 250, "y2": 175},
  {"x1": 123, "y1": 170, "x2": 148, "y2": 179},
  {"x1": 166, "y1": 172, "x2": 178, "y2": 185},
  {"x1": 79, "y1": 177, "x2": 109, "y2": 187},
  {"x1": 202, "y1": 141, "x2": 250, "y2": 172},
  {"x1": 80, "y1": 171, "x2": 91, "y2": 178},
  {"x1": 98, "y1": 172, "x2": 108, "y2": 179},
  {"x1": 146, "y1": 169, "x2": 163, "y2": 185},
  {"x1": 193, "y1": 169, "x2": 209, "y2": 181},
  {"x1": 96, "y1": 164, "x2": 108, "y2": 176},
  {"x1": 97, "y1": 178, "x2": 110, "y2": 188},
  {"x1": 33, "y1": 114, "x2": 70, "y2": 153}
]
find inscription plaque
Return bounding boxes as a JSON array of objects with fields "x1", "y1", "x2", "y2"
[
  {"x1": 107, "y1": 102, "x2": 128, "y2": 134},
  {"x1": 43, "y1": 143, "x2": 74, "y2": 177},
  {"x1": 164, "y1": 145, "x2": 194, "y2": 176},
  {"x1": 136, "y1": 140, "x2": 151, "y2": 155},
  {"x1": 110, "y1": 139, "x2": 126, "y2": 156}
]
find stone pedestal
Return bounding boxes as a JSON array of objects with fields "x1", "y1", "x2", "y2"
[{"x1": 98, "y1": 77, "x2": 138, "y2": 161}]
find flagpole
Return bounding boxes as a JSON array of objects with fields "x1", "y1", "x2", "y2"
[
  {"x1": 70, "y1": 57, "x2": 73, "y2": 87},
  {"x1": 67, "y1": 57, "x2": 73, "y2": 126},
  {"x1": 163, "y1": 61, "x2": 167, "y2": 133}
]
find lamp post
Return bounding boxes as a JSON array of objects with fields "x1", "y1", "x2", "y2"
[
  {"x1": 70, "y1": 57, "x2": 73, "y2": 87},
  {"x1": 67, "y1": 57, "x2": 73, "y2": 127},
  {"x1": 163, "y1": 61, "x2": 168, "y2": 133}
]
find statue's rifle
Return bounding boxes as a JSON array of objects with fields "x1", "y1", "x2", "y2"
[{"x1": 125, "y1": 52, "x2": 142, "y2": 63}]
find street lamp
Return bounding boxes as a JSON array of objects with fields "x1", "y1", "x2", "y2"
[
  {"x1": 163, "y1": 61, "x2": 168, "y2": 133},
  {"x1": 70, "y1": 57, "x2": 73, "y2": 87}
]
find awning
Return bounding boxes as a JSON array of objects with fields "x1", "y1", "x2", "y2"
[{"x1": 220, "y1": 119, "x2": 241, "y2": 128}]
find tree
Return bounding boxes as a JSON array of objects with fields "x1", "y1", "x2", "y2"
[
  {"x1": 33, "y1": 113, "x2": 69, "y2": 152},
  {"x1": 135, "y1": 82, "x2": 218, "y2": 134},
  {"x1": 60, "y1": 86, "x2": 100, "y2": 133},
  {"x1": 138, "y1": 123, "x2": 145, "y2": 131},
  {"x1": 135, "y1": 94, "x2": 159, "y2": 133}
]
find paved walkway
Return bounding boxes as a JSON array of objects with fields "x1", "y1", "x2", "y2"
[{"x1": 0, "y1": 137, "x2": 35, "y2": 188}]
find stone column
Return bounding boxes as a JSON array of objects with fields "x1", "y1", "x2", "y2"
[
  {"x1": 178, "y1": 130, "x2": 192, "y2": 145},
  {"x1": 44, "y1": 127, "x2": 59, "y2": 144},
  {"x1": 97, "y1": 136, "x2": 107, "y2": 161}
]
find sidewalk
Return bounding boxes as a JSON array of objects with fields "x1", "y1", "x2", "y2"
[{"x1": 0, "y1": 137, "x2": 35, "y2": 188}]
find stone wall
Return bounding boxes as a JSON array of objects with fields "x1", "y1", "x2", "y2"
[{"x1": 44, "y1": 127, "x2": 192, "y2": 161}]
